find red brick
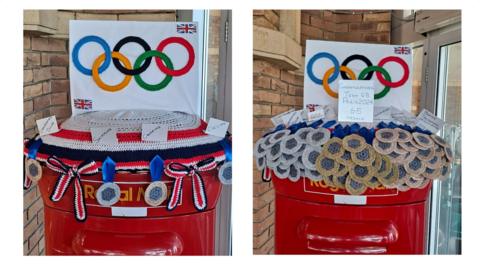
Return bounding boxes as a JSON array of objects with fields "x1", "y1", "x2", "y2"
[
  {"x1": 51, "y1": 92, "x2": 68, "y2": 105},
  {"x1": 281, "y1": 95, "x2": 296, "y2": 106},
  {"x1": 302, "y1": 24, "x2": 323, "y2": 39},
  {"x1": 31, "y1": 37, "x2": 67, "y2": 52},
  {"x1": 253, "y1": 130, "x2": 264, "y2": 143},
  {"x1": 24, "y1": 52, "x2": 41, "y2": 66},
  {"x1": 50, "y1": 79, "x2": 70, "y2": 93},
  {"x1": 50, "y1": 106, "x2": 72, "y2": 119},
  {"x1": 323, "y1": 31, "x2": 336, "y2": 40},
  {"x1": 24, "y1": 35, "x2": 31, "y2": 50},
  {"x1": 363, "y1": 32, "x2": 390, "y2": 44},
  {"x1": 363, "y1": 12, "x2": 391, "y2": 22},
  {"x1": 23, "y1": 216, "x2": 38, "y2": 242},
  {"x1": 377, "y1": 22, "x2": 391, "y2": 32},
  {"x1": 27, "y1": 198, "x2": 43, "y2": 222},
  {"x1": 24, "y1": 69, "x2": 33, "y2": 83},
  {"x1": 253, "y1": 60, "x2": 280, "y2": 78},
  {"x1": 271, "y1": 105, "x2": 291, "y2": 115},
  {"x1": 253, "y1": 90, "x2": 280, "y2": 104},
  {"x1": 51, "y1": 66, "x2": 67, "y2": 79},
  {"x1": 253, "y1": 227, "x2": 271, "y2": 248},
  {"x1": 42, "y1": 53, "x2": 69, "y2": 66},
  {"x1": 33, "y1": 95, "x2": 51, "y2": 110},
  {"x1": 28, "y1": 227, "x2": 42, "y2": 251},
  {"x1": 280, "y1": 70, "x2": 303, "y2": 86},
  {"x1": 310, "y1": 17, "x2": 348, "y2": 32},
  {"x1": 33, "y1": 67, "x2": 51, "y2": 82},
  {"x1": 301, "y1": 13, "x2": 311, "y2": 25},
  {"x1": 253, "y1": 211, "x2": 275, "y2": 236},
  {"x1": 324, "y1": 11, "x2": 363, "y2": 23},
  {"x1": 253, "y1": 75, "x2": 271, "y2": 89},
  {"x1": 334, "y1": 31, "x2": 364, "y2": 42},
  {"x1": 349, "y1": 22, "x2": 377, "y2": 32},
  {"x1": 253, "y1": 202, "x2": 271, "y2": 221},
  {"x1": 253, "y1": 237, "x2": 275, "y2": 254},
  {"x1": 271, "y1": 78, "x2": 288, "y2": 94},
  {"x1": 42, "y1": 81, "x2": 51, "y2": 94},
  {"x1": 253, "y1": 104, "x2": 271, "y2": 116},
  {"x1": 24, "y1": 83, "x2": 43, "y2": 99},
  {"x1": 253, "y1": 117, "x2": 273, "y2": 130},
  {"x1": 253, "y1": 187, "x2": 275, "y2": 203},
  {"x1": 28, "y1": 244, "x2": 39, "y2": 256}
]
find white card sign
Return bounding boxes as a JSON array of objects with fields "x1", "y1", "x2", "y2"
[
  {"x1": 205, "y1": 118, "x2": 229, "y2": 138},
  {"x1": 91, "y1": 127, "x2": 117, "y2": 144},
  {"x1": 142, "y1": 124, "x2": 168, "y2": 142},
  {"x1": 69, "y1": 20, "x2": 200, "y2": 115},
  {"x1": 416, "y1": 109, "x2": 445, "y2": 133},
  {"x1": 304, "y1": 40, "x2": 413, "y2": 111},
  {"x1": 338, "y1": 80, "x2": 374, "y2": 123},
  {"x1": 36, "y1": 116, "x2": 59, "y2": 136}
]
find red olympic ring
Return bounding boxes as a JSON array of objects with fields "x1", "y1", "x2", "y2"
[
  {"x1": 375, "y1": 56, "x2": 409, "y2": 88},
  {"x1": 156, "y1": 37, "x2": 195, "y2": 76}
]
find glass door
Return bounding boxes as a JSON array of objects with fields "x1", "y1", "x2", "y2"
[{"x1": 425, "y1": 26, "x2": 461, "y2": 254}]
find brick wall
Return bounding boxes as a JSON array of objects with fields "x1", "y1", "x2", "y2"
[
  {"x1": 23, "y1": 10, "x2": 176, "y2": 256},
  {"x1": 253, "y1": 10, "x2": 280, "y2": 31},
  {"x1": 252, "y1": 9, "x2": 392, "y2": 254}
]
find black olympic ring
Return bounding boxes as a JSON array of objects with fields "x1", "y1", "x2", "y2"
[
  {"x1": 112, "y1": 36, "x2": 152, "y2": 76},
  {"x1": 340, "y1": 54, "x2": 374, "y2": 80}
]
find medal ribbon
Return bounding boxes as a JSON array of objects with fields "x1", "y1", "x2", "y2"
[
  {"x1": 164, "y1": 157, "x2": 217, "y2": 211},
  {"x1": 102, "y1": 157, "x2": 116, "y2": 184},
  {"x1": 150, "y1": 155, "x2": 164, "y2": 182},
  {"x1": 219, "y1": 138, "x2": 232, "y2": 162},
  {"x1": 46, "y1": 156, "x2": 98, "y2": 222},
  {"x1": 24, "y1": 138, "x2": 43, "y2": 189}
]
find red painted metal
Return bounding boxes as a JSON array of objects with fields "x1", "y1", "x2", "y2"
[
  {"x1": 273, "y1": 175, "x2": 431, "y2": 254},
  {"x1": 39, "y1": 167, "x2": 222, "y2": 255}
]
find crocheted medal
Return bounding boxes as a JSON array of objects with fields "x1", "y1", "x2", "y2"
[
  {"x1": 430, "y1": 134, "x2": 448, "y2": 147},
  {"x1": 316, "y1": 155, "x2": 339, "y2": 177},
  {"x1": 96, "y1": 157, "x2": 120, "y2": 207},
  {"x1": 373, "y1": 138, "x2": 394, "y2": 155},
  {"x1": 395, "y1": 128, "x2": 412, "y2": 143},
  {"x1": 375, "y1": 128, "x2": 398, "y2": 143},
  {"x1": 301, "y1": 146, "x2": 321, "y2": 170},
  {"x1": 417, "y1": 147, "x2": 435, "y2": 161},
  {"x1": 412, "y1": 132, "x2": 434, "y2": 148},
  {"x1": 342, "y1": 134, "x2": 367, "y2": 153},
  {"x1": 306, "y1": 127, "x2": 330, "y2": 147},
  {"x1": 405, "y1": 157, "x2": 426, "y2": 176},
  {"x1": 349, "y1": 164, "x2": 374, "y2": 183},
  {"x1": 144, "y1": 155, "x2": 168, "y2": 207},
  {"x1": 345, "y1": 175, "x2": 367, "y2": 195},
  {"x1": 323, "y1": 137, "x2": 344, "y2": 159},
  {"x1": 351, "y1": 145, "x2": 375, "y2": 166}
]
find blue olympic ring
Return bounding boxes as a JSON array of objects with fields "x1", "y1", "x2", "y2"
[
  {"x1": 72, "y1": 36, "x2": 112, "y2": 76},
  {"x1": 306, "y1": 52, "x2": 340, "y2": 85}
]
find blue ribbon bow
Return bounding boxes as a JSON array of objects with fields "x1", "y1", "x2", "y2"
[
  {"x1": 102, "y1": 157, "x2": 116, "y2": 183},
  {"x1": 27, "y1": 138, "x2": 43, "y2": 159},
  {"x1": 220, "y1": 138, "x2": 232, "y2": 162},
  {"x1": 150, "y1": 155, "x2": 164, "y2": 182}
]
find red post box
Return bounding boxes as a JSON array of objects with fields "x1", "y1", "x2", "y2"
[
  {"x1": 23, "y1": 110, "x2": 230, "y2": 255},
  {"x1": 272, "y1": 175, "x2": 431, "y2": 254}
]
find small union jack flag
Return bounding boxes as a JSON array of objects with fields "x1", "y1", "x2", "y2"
[
  {"x1": 74, "y1": 99, "x2": 92, "y2": 110},
  {"x1": 306, "y1": 104, "x2": 320, "y2": 112},
  {"x1": 177, "y1": 23, "x2": 197, "y2": 34},
  {"x1": 394, "y1": 46, "x2": 411, "y2": 55}
]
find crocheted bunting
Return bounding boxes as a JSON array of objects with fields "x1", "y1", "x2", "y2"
[
  {"x1": 306, "y1": 127, "x2": 330, "y2": 147},
  {"x1": 431, "y1": 134, "x2": 448, "y2": 147},
  {"x1": 444, "y1": 145, "x2": 453, "y2": 162},
  {"x1": 417, "y1": 147, "x2": 435, "y2": 161},
  {"x1": 351, "y1": 145, "x2": 376, "y2": 166},
  {"x1": 373, "y1": 138, "x2": 394, "y2": 155},
  {"x1": 387, "y1": 150, "x2": 406, "y2": 164},
  {"x1": 315, "y1": 155, "x2": 339, "y2": 177},
  {"x1": 280, "y1": 136, "x2": 303, "y2": 155},
  {"x1": 375, "y1": 128, "x2": 398, "y2": 143},
  {"x1": 96, "y1": 182, "x2": 121, "y2": 207},
  {"x1": 267, "y1": 129, "x2": 291, "y2": 146},
  {"x1": 349, "y1": 164, "x2": 374, "y2": 183},
  {"x1": 365, "y1": 176, "x2": 381, "y2": 188},
  {"x1": 144, "y1": 181, "x2": 168, "y2": 206},
  {"x1": 333, "y1": 173, "x2": 348, "y2": 189},
  {"x1": 393, "y1": 143, "x2": 408, "y2": 155},
  {"x1": 438, "y1": 163, "x2": 451, "y2": 180},
  {"x1": 337, "y1": 150, "x2": 353, "y2": 167},
  {"x1": 412, "y1": 132, "x2": 434, "y2": 148},
  {"x1": 305, "y1": 168, "x2": 322, "y2": 181},
  {"x1": 323, "y1": 137, "x2": 345, "y2": 159},
  {"x1": 345, "y1": 175, "x2": 367, "y2": 195},
  {"x1": 254, "y1": 137, "x2": 267, "y2": 158},
  {"x1": 288, "y1": 164, "x2": 301, "y2": 182},
  {"x1": 25, "y1": 158, "x2": 42, "y2": 182},
  {"x1": 377, "y1": 164, "x2": 399, "y2": 187},
  {"x1": 342, "y1": 134, "x2": 367, "y2": 153},
  {"x1": 375, "y1": 154, "x2": 393, "y2": 178},
  {"x1": 324, "y1": 175, "x2": 337, "y2": 188},
  {"x1": 256, "y1": 156, "x2": 266, "y2": 170},
  {"x1": 302, "y1": 147, "x2": 321, "y2": 170},
  {"x1": 395, "y1": 128, "x2": 412, "y2": 143},
  {"x1": 398, "y1": 141, "x2": 418, "y2": 153},
  {"x1": 273, "y1": 164, "x2": 290, "y2": 179},
  {"x1": 294, "y1": 127, "x2": 313, "y2": 144},
  {"x1": 425, "y1": 154, "x2": 442, "y2": 169},
  {"x1": 267, "y1": 142, "x2": 282, "y2": 160},
  {"x1": 405, "y1": 157, "x2": 426, "y2": 176},
  {"x1": 406, "y1": 176, "x2": 426, "y2": 188},
  {"x1": 423, "y1": 166, "x2": 441, "y2": 180}
]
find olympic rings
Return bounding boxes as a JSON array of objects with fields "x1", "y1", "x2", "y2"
[
  {"x1": 134, "y1": 51, "x2": 174, "y2": 91},
  {"x1": 322, "y1": 66, "x2": 356, "y2": 98},
  {"x1": 156, "y1": 37, "x2": 195, "y2": 76},
  {"x1": 306, "y1": 53, "x2": 409, "y2": 100},
  {"x1": 72, "y1": 35, "x2": 195, "y2": 92},
  {"x1": 92, "y1": 52, "x2": 132, "y2": 92}
]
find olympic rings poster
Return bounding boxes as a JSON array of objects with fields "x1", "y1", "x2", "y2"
[
  {"x1": 303, "y1": 40, "x2": 413, "y2": 111},
  {"x1": 69, "y1": 20, "x2": 199, "y2": 115}
]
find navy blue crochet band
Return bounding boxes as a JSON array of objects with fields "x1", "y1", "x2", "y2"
[{"x1": 36, "y1": 142, "x2": 223, "y2": 163}]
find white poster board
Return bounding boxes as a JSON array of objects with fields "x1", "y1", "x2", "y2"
[
  {"x1": 69, "y1": 20, "x2": 200, "y2": 115},
  {"x1": 303, "y1": 40, "x2": 413, "y2": 112}
]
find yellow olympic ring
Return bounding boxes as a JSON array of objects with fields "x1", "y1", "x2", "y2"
[
  {"x1": 92, "y1": 51, "x2": 132, "y2": 92},
  {"x1": 322, "y1": 66, "x2": 356, "y2": 98}
]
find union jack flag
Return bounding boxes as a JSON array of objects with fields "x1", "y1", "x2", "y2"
[
  {"x1": 394, "y1": 46, "x2": 411, "y2": 55},
  {"x1": 74, "y1": 99, "x2": 92, "y2": 110},
  {"x1": 176, "y1": 23, "x2": 197, "y2": 34},
  {"x1": 306, "y1": 104, "x2": 320, "y2": 112}
]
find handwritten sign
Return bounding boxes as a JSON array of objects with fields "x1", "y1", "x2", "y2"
[
  {"x1": 338, "y1": 80, "x2": 374, "y2": 123},
  {"x1": 416, "y1": 109, "x2": 445, "y2": 133},
  {"x1": 271, "y1": 109, "x2": 294, "y2": 126},
  {"x1": 36, "y1": 116, "x2": 59, "y2": 136},
  {"x1": 205, "y1": 118, "x2": 229, "y2": 138},
  {"x1": 142, "y1": 124, "x2": 168, "y2": 142},
  {"x1": 91, "y1": 127, "x2": 117, "y2": 144}
]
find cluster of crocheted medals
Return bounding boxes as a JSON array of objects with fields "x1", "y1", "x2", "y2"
[{"x1": 254, "y1": 120, "x2": 453, "y2": 195}]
